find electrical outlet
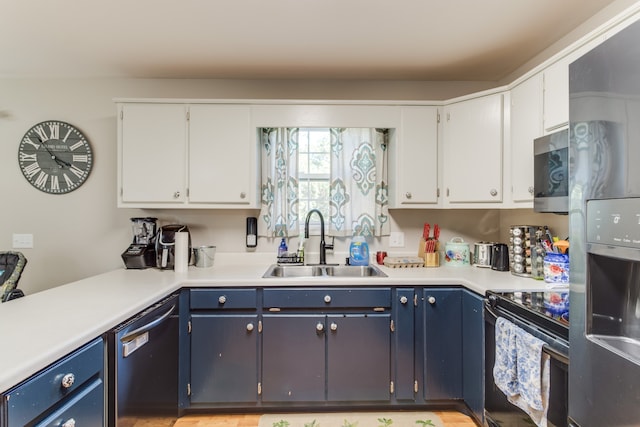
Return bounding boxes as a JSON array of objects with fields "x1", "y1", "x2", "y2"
[
  {"x1": 389, "y1": 232, "x2": 405, "y2": 248},
  {"x1": 12, "y1": 233, "x2": 33, "y2": 249}
]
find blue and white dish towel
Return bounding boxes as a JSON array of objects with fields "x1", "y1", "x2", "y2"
[{"x1": 493, "y1": 317, "x2": 551, "y2": 427}]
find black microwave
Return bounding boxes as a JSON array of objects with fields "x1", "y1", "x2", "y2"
[{"x1": 533, "y1": 129, "x2": 569, "y2": 213}]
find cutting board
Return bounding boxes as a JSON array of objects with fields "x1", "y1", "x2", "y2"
[{"x1": 384, "y1": 256, "x2": 425, "y2": 268}]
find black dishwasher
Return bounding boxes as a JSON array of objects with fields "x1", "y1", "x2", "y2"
[{"x1": 107, "y1": 293, "x2": 179, "y2": 426}]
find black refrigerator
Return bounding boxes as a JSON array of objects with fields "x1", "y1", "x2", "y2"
[{"x1": 569, "y1": 18, "x2": 640, "y2": 427}]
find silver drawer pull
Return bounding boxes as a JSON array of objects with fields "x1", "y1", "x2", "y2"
[
  {"x1": 61, "y1": 373, "x2": 75, "y2": 389},
  {"x1": 62, "y1": 418, "x2": 76, "y2": 427}
]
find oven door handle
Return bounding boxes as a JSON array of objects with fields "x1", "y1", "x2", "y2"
[{"x1": 484, "y1": 299, "x2": 569, "y2": 365}]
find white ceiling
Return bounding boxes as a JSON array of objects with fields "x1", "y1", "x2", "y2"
[{"x1": 0, "y1": 0, "x2": 621, "y2": 81}]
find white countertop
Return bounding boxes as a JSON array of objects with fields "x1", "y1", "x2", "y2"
[{"x1": 0, "y1": 253, "x2": 554, "y2": 393}]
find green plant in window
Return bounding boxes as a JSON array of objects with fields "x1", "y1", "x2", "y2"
[
  {"x1": 377, "y1": 417, "x2": 393, "y2": 426},
  {"x1": 304, "y1": 421, "x2": 319, "y2": 427},
  {"x1": 415, "y1": 420, "x2": 436, "y2": 426},
  {"x1": 272, "y1": 421, "x2": 290, "y2": 427},
  {"x1": 341, "y1": 420, "x2": 358, "y2": 427}
]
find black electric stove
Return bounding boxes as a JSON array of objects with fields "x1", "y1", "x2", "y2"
[
  {"x1": 486, "y1": 290, "x2": 569, "y2": 342},
  {"x1": 485, "y1": 289, "x2": 570, "y2": 427}
]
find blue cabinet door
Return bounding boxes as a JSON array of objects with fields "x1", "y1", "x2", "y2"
[
  {"x1": 261, "y1": 314, "x2": 326, "y2": 402},
  {"x1": 423, "y1": 288, "x2": 462, "y2": 400},
  {"x1": 462, "y1": 289, "x2": 484, "y2": 422},
  {"x1": 326, "y1": 313, "x2": 391, "y2": 402},
  {"x1": 394, "y1": 288, "x2": 416, "y2": 401},
  {"x1": 190, "y1": 314, "x2": 259, "y2": 404}
]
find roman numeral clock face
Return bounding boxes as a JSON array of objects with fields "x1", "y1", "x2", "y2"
[{"x1": 18, "y1": 121, "x2": 93, "y2": 194}]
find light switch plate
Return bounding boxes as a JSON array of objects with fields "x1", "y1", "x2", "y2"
[
  {"x1": 12, "y1": 233, "x2": 33, "y2": 249},
  {"x1": 389, "y1": 232, "x2": 405, "y2": 248}
]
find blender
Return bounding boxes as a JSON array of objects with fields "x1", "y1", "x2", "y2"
[{"x1": 121, "y1": 217, "x2": 158, "y2": 269}]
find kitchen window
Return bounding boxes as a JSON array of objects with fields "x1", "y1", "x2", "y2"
[
  {"x1": 258, "y1": 127, "x2": 390, "y2": 238},
  {"x1": 298, "y1": 128, "x2": 331, "y2": 231}
]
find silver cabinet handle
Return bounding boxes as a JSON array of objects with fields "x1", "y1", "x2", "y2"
[
  {"x1": 218, "y1": 295, "x2": 227, "y2": 304},
  {"x1": 173, "y1": 191, "x2": 181, "y2": 199},
  {"x1": 400, "y1": 296, "x2": 408, "y2": 304},
  {"x1": 490, "y1": 189, "x2": 498, "y2": 197},
  {"x1": 405, "y1": 192, "x2": 412, "y2": 199},
  {"x1": 61, "y1": 373, "x2": 75, "y2": 389},
  {"x1": 428, "y1": 296, "x2": 436, "y2": 305},
  {"x1": 316, "y1": 322, "x2": 324, "y2": 332},
  {"x1": 62, "y1": 419, "x2": 76, "y2": 427},
  {"x1": 528, "y1": 186, "x2": 534, "y2": 195},
  {"x1": 330, "y1": 322, "x2": 338, "y2": 331},
  {"x1": 246, "y1": 323, "x2": 254, "y2": 332},
  {"x1": 240, "y1": 192, "x2": 247, "y2": 199},
  {"x1": 324, "y1": 295, "x2": 331, "y2": 303}
]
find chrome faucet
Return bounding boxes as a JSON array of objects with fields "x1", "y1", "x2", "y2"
[{"x1": 304, "y1": 209, "x2": 334, "y2": 265}]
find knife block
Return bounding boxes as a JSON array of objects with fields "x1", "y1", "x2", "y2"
[
  {"x1": 418, "y1": 237, "x2": 427, "y2": 259},
  {"x1": 419, "y1": 239, "x2": 440, "y2": 267}
]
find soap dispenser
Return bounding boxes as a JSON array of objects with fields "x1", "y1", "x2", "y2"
[{"x1": 278, "y1": 238, "x2": 288, "y2": 257}]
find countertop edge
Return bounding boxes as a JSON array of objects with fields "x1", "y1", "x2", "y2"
[{"x1": 0, "y1": 263, "x2": 554, "y2": 393}]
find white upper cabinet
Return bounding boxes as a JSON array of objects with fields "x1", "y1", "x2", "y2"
[
  {"x1": 118, "y1": 103, "x2": 188, "y2": 205},
  {"x1": 509, "y1": 74, "x2": 543, "y2": 204},
  {"x1": 543, "y1": 57, "x2": 571, "y2": 133},
  {"x1": 390, "y1": 106, "x2": 439, "y2": 208},
  {"x1": 117, "y1": 102, "x2": 257, "y2": 208},
  {"x1": 543, "y1": 34, "x2": 607, "y2": 134},
  {"x1": 442, "y1": 92, "x2": 504, "y2": 205},
  {"x1": 189, "y1": 104, "x2": 256, "y2": 206}
]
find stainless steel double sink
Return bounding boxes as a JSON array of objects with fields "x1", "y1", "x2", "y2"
[{"x1": 262, "y1": 264, "x2": 387, "y2": 278}]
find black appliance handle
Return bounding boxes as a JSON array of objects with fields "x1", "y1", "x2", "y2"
[
  {"x1": 120, "y1": 303, "x2": 176, "y2": 344},
  {"x1": 484, "y1": 299, "x2": 569, "y2": 365}
]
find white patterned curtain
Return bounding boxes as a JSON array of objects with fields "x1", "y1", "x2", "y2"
[
  {"x1": 328, "y1": 128, "x2": 390, "y2": 237},
  {"x1": 259, "y1": 128, "x2": 299, "y2": 237}
]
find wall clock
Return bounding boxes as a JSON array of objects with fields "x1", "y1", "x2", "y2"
[{"x1": 18, "y1": 120, "x2": 93, "y2": 194}]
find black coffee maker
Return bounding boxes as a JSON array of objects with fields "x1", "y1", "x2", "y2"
[
  {"x1": 121, "y1": 217, "x2": 158, "y2": 269},
  {"x1": 155, "y1": 224, "x2": 191, "y2": 269}
]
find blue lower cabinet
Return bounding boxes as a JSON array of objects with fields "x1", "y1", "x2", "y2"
[
  {"x1": 326, "y1": 313, "x2": 391, "y2": 402},
  {"x1": 261, "y1": 314, "x2": 326, "y2": 402},
  {"x1": 394, "y1": 288, "x2": 416, "y2": 401},
  {"x1": 462, "y1": 290, "x2": 484, "y2": 421},
  {"x1": 35, "y1": 378, "x2": 104, "y2": 427},
  {"x1": 423, "y1": 289, "x2": 463, "y2": 400},
  {"x1": 262, "y1": 312, "x2": 392, "y2": 403},
  {"x1": 4, "y1": 337, "x2": 104, "y2": 427},
  {"x1": 190, "y1": 314, "x2": 259, "y2": 404},
  {"x1": 180, "y1": 286, "x2": 483, "y2": 413}
]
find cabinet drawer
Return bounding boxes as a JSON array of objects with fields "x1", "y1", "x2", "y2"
[
  {"x1": 5, "y1": 337, "x2": 104, "y2": 427},
  {"x1": 190, "y1": 288, "x2": 257, "y2": 310},
  {"x1": 263, "y1": 288, "x2": 391, "y2": 309},
  {"x1": 35, "y1": 378, "x2": 104, "y2": 427}
]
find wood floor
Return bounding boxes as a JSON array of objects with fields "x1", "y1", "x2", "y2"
[{"x1": 124, "y1": 411, "x2": 477, "y2": 427}]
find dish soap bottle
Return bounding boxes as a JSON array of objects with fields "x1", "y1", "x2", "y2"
[
  {"x1": 278, "y1": 238, "x2": 288, "y2": 258},
  {"x1": 349, "y1": 236, "x2": 369, "y2": 266}
]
